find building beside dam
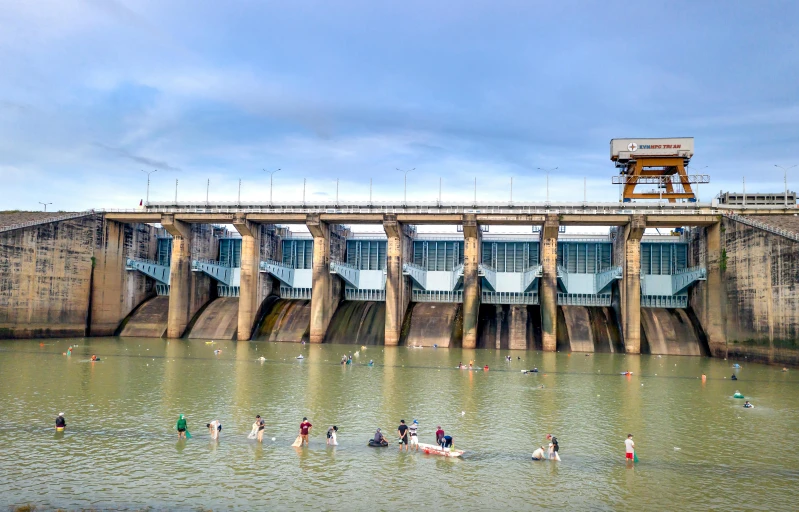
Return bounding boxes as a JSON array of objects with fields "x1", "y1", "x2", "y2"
[{"x1": 2, "y1": 202, "x2": 799, "y2": 364}]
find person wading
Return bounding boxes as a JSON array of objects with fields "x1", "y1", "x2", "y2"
[
  {"x1": 256, "y1": 415, "x2": 265, "y2": 442},
  {"x1": 299, "y1": 417, "x2": 313, "y2": 447},
  {"x1": 397, "y1": 419, "x2": 409, "y2": 452},
  {"x1": 625, "y1": 434, "x2": 636, "y2": 463}
]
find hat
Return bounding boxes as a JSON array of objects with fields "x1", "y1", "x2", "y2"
[
  {"x1": 413, "y1": 420, "x2": 418, "y2": 424},
  {"x1": 58, "y1": 412, "x2": 64, "y2": 416}
]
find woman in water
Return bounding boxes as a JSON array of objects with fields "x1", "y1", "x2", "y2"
[{"x1": 327, "y1": 426, "x2": 338, "y2": 446}]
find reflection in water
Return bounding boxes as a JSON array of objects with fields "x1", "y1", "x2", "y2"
[{"x1": 1, "y1": 337, "x2": 799, "y2": 510}]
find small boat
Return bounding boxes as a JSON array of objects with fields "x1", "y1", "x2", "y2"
[{"x1": 418, "y1": 443, "x2": 464, "y2": 458}]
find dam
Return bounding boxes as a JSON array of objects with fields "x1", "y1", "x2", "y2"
[{"x1": 2, "y1": 200, "x2": 799, "y2": 364}]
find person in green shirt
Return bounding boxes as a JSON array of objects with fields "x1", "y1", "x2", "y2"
[{"x1": 176, "y1": 414, "x2": 190, "y2": 440}]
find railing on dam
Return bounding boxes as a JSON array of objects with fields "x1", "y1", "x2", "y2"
[
  {"x1": 724, "y1": 213, "x2": 799, "y2": 243},
  {"x1": 483, "y1": 291, "x2": 539, "y2": 305},
  {"x1": 558, "y1": 293, "x2": 612, "y2": 306},
  {"x1": 641, "y1": 295, "x2": 688, "y2": 308},
  {"x1": 125, "y1": 258, "x2": 170, "y2": 286},
  {"x1": 280, "y1": 286, "x2": 312, "y2": 300},
  {"x1": 0, "y1": 211, "x2": 96, "y2": 234},
  {"x1": 413, "y1": 290, "x2": 463, "y2": 303},
  {"x1": 113, "y1": 199, "x2": 799, "y2": 215}
]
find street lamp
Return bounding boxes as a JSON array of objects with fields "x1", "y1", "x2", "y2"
[
  {"x1": 140, "y1": 169, "x2": 157, "y2": 204},
  {"x1": 263, "y1": 168, "x2": 281, "y2": 205},
  {"x1": 38, "y1": 201, "x2": 52, "y2": 212},
  {"x1": 537, "y1": 167, "x2": 558, "y2": 203},
  {"x1": 397, "y1": 168, "x2": 414, "y2": 205},
  {"x1": 775, "y1": 164, "x2": 797, "y2": 207}
]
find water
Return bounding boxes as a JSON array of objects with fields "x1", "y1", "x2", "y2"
[{"x1": 2, "y1": 338, "x2": 798, "y2": 511}]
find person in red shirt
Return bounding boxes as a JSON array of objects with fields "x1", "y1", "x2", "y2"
[
  {"x1": 299, "y1": 417, "x2": 313, "y2": 446},
  {"x1": 435, "y1": 426, "x2": 445, "y2": 445}
]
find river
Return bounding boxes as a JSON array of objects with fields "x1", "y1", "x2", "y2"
[{"x1": 1, "y1": 337, "x2": 797, "y2": 511}]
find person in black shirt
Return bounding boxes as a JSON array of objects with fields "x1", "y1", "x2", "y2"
[
  {"x1": 397, "y1": 419, "x2": 409, "y2": 452},
  {"x1": 55, "y1": 413, "x2": 66, "y2": 431}
]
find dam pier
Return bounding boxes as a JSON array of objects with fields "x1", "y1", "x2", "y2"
[{"x1": 3, "y1": 201, "x2": 799, "y2": 363}]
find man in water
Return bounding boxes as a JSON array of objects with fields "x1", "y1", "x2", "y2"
[
  {"x1": 256, "y1": 415, "x2": 265, "y2": 442},
  {"x1": 90, "y1": 354, "x2": 98, "y2": 362},
  {"x1": 55, "y1": 412, "x2": 66, "y2": 431},
  {"x1": 532, "y1": 446, "x2": 546, "y2": 461},
  {"x1": 374, "y1": 428, "x2": 387, "y2": 446},
  {"x1": 743, "y1": 401, "x2": 754, "y2": 408},
  {"x1": 408, "y1": 420, "x2": 419, "y2": 452},
  {"x1": 435, "y1": 426, "x2": 445, "y2": 445},
  {"x1": 397, "y1": 419, "x2": 409, "y2": 452},
  {"x1": 299, "y1": 417, "x2": 312, "y2": 446},
  {"x1": 440, "y1": 434, "x2": 453, "y2": 450},
  {"x1": 625, "y1": 434, "x2": 635, "y2": 462}
]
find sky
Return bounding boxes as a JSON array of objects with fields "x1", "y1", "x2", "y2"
[{"x1": 1, "y1": 0, "x2": 798, "y2": 213}]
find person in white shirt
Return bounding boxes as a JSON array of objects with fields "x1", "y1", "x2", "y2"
[
  {"x1": 208, "y1": 420, "x2": 221, "y2": 440},
  {"x1": 532, "y1": 446, "x2": 546, "y2": 461},
  {"x1": 408, "y1": 420, "x2": 419, "y2": 451},
  {"x1": 625, "y1": 434, "x2": 635, "y2": 462}
]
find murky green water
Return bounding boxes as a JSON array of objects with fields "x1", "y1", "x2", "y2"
[{"x1": 1, "y1": 338, "x2": 798, "y2": 511}]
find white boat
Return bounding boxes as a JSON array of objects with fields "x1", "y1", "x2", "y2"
[{"x1": 418, "y1": 443, "x2": 464, "y2": 457}]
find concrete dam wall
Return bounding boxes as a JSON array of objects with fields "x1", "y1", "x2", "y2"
[
  {"x1": 0, "y1": 214, "x2": 157, "y2": 339},
  {"x1": 477, "y1": 305, "x2": 541, "y2": 350},
  {"x1": 254, "y1": 297, "x2": 311, "y2": 342},
  {"x1": 325, "y1": 301, "x2": 386, "y2": 345},
  {"x1": 118, "y1": 296, "x2": 169, "y2": 338},
  {"x1": 403, "y1": 303, "x2": 463, "y2": 347},
  {"x1": 186, "y1": 297, "x2": 239, "y2": 340},
  {"x1": 640, "y1": 308, "x2": 707, "y2": 356},
  {"x1": 557, "y1": 306, "x2": 623, "y2": 353},
  {"x1": 690, "y1": 216, "x2": 799, "y2": 364}
]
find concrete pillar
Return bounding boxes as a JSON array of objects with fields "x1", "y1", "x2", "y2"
[
  {"x1": 383, "y1": 215, "x2": 410, "y2": 346},
  {"x1": 306, "y1": 214, "x2": 338, "y2": 343},
  {"x1": 703, "y1": 221, "x2": 727, "y2": 355},
  {"x1": 621, "y1": 215, "x2": 645, "y2": 354},
  {"x1": 163, "y1": 214, "x2": 192, "y2": 339},
  {"x1": 539, "y1": 214, "x2": 559, "y2": 351},
  {"x1": 462, "y1": 214, "x2": 481, "y2": 349},
  {"x1": 234, "y1": 214, "x2": 261, "y2": 341},
  {"x1": 509, "y1": 305, "x2": 528, "y2": 350}
]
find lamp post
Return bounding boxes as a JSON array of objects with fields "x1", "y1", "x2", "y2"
[
  {"x1": 263, "y1": 168, "x2": 281, "y2": 205},
  {"x1": 140, "y1": 169, "x2": 157, "y2": 205},
  {"x1": 775, "y1": 164, "x2": 797, "y2": 207},
  {"x1": 537, "y1": 167, "x2": 558, "y2": 203},
  {"x1": 397, "y1": 168, "x2": 414, "y2": 205},
  {"x1": 38, "y1": 201, "x2": 52, "y2": 212}
]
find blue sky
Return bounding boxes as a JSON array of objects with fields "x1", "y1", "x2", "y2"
[{"x1": 1, "y1": 0, "x2": 798, "y2": 211}]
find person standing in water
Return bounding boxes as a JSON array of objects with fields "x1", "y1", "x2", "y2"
[
  {"x1": 256, "y1": 415, "x2": 265, "y2": 442},
  {"x1": 208, "y1": 419, "x2": 221, "y2": 440},
  {"x1": 176, "y1": 414, "x2": 187, "y2": 439},
  {"x1": 625, "y1": 434, "x2": 635, "y2": 462},
  {"x1": 299, "y1": 417, "x2": 312, "y2": 446},
  {"x1": 55, "y1": 412, "x2": 66, "y2": 431},
  {"x1": 326, "y1": 426, "x2": 338, "y2": 446},
  {"x1": 408, "y1": 420, "x2": 419, "y2": 452},
  {"x1": 532, "y1": 446, "x2": 546, "y2": 461},
  {"x1": 397, "y1": 420, "x2": 409, "y2": 452},
  {"x1": 435, "y1": 426, "x2": 445, "y2": 445}
]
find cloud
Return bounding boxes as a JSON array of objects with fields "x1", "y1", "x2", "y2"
[{"x1": 92, "y1": 143, "x2": 182, "y2": 172}]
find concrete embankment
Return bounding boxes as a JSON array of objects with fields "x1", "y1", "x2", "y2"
[
  {"x1": 186, "y1": 297, "x2": 239, "y2": 340},
  {"x1": 0, "y1": 213, "x2": 156, "y2": 339},
  {"x1": 119, "y1": 296, "x2": 169, "y2": 338},
  {"x1": 324, "y1": 301, "x2": 385, "y2": 345},
  {"x1": 403, "y1": 303, "x2": 463, "y2": 347},
  {"x1": 254, "y1": 298, "x2": 311, "y2": 342},
  {"x1": 557, "y1": 306, "x2": 623, "y2": 353}
]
